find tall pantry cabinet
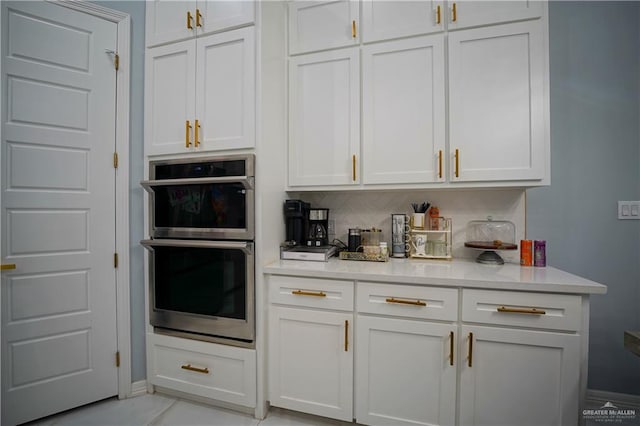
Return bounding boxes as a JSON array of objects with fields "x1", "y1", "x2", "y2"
[{"x1": 287, "y1": 0, "x2": 550, "y2": 189}]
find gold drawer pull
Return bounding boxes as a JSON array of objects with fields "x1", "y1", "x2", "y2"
[
  {"x1": 292, "y1": 289, "x2": 326, "y2": 297},
  {"x1": 449, "y1": 331, "x2": 454, "y2": 366},
  {"x1": 1, "y1": 264, "x2": 16, "y2": 271},
  {"x1": 497, "y1": 306, "x2": 546, "y2": 315},
  {"x1": 385, "y1": 297, "x2": 426, "y2": 307},
  {"x1": 181, "y1": 364, "x2": 209, "y2": 374},
  {"x1": 344, "y1": 320, "x2": 349, "y2": 352},
  {"x1": 468, "y1": 332, "x2": 473, "y2": 367}
]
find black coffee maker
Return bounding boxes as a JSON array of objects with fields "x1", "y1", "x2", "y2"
[{"x1": 283, "y1": 199, "x2": 310, "y2": 246}]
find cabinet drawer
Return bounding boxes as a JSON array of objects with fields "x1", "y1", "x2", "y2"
[
  {"x1": 357, "y1": 282, "x2": 458, "y2": 321},
  {"x1": 269, "y1": 275, "x2": 354, "y2": 311},
  {"x1": 462, "y1": 290, "x2": 582, "y2": 331},
  {"x1": 148, "y1": 333, "x2": 256, "y2": 407}
]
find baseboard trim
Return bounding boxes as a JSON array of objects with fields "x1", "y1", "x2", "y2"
[
  {"x1": 130, "y1": 380, "x2": 148, "y2": 397},
  {"x1": 586, "y1": 389, "x2": 640, "y2": 408}
]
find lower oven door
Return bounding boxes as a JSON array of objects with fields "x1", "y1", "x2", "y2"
[{"x1": 141, "y1": 239, "x2": 254, "y2": 342}]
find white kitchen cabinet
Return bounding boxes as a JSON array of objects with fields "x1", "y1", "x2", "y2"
[
  {"x1": 288, "y1": 1, "x2": 359, "y2": 55},
  {"x1": 448, "y1": 20, "x2": 545, "y2": 182},
  {"x1": 288, "y1": 48, "x2": 360, "y2": 187},
  {"x1": 458, "y1": 326, "x2": 579, "y2": 426},
  {"x1": 362, "y1": 35, "x2": 446, "y2": 184},
  {"x1": 361, "y1": 0, "x2": 444, "y2": 43},
  {"x1": 147, "y1": 333, "x2": 256, "y2": 407},
  {"x1": 146, "y1": 0, "x2": 255, "y2": 48},
  {"x1": 145, "y1": 27, "x2": 255, "y2": 156},
  {"x1": 446, "y1": 0, "x2": 543, "y2": 31},
  {"x1": 268, "y1": 307, "x2": 353, "y2": 421}
]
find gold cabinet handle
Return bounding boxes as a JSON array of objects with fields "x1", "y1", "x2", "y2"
[
  {"x1": 438, "y1": 150, "x2": 443, "y2": 179},
  {"x1": 194, "y1": 119, "x2": 200, "y2": 147},
  {"x1": 292, "y1": 289, "x2": 326, "y2": 297},
  {"x1": 385, "y1": 297, "x2": 426, "y2": 307},
  {"x1": 352, "y1": 155, "x2": 357, "y2": 181},
  {"x1": 187, "y1": 11, "x2": 194, "y2": 30},
  {"x1": 352, "y1": 20, "x2": 357, "y2": 38},
  {"x1": 449, "y1": 331, "x2": 454, "y2": 366},
  {"x1": 344, "y1": 320, "x2": 349, "y2": 352},
  {"x1": 452, "y1": 3, "x2": 457, "y2": 22},
  {"x1": 497, "y1": 306, "x2": 546, "y2": 315},
  {"x1": 467, "y1": 332, "x2": 473, "y2": 367},
  {"x1": 181, "y1": 364, "x2": 209, "y2": 374},
  {"x1": 436, "y1": 5, "x2": 441, "y2": 24},
  {"x1": 185, "y1": 120, "x2": 192, "y2": 148},
  {"x1": 1, "y1": 264, "x2": 16, "y2": 271},
  {"x1": 196, "y1": 8, "x2": 203, "y2": 27},
  {"x1": 454, "y1": 148, "x2": 460, "y2": 178}
]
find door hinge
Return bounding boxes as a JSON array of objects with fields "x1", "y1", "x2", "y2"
[
  {"x1": 114, "y1": 53, "x2": 120, "y2": 71},
  {"x1": 113, "y1": 152, "x2": 119, "y2": 169},
  {"x1": 114, "y1": 253, "x2": 118, "y2": 268},
  {"x1": 116, "y1": 351, "x2": 120, "y2": 367}
]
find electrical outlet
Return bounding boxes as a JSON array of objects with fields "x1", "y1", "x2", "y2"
[
  {"x1": 327, "y1": 219, "x2": 336, "y2": 235},
  {"x1": 618, "y1": 201, "x2": 640, "y2": 220}
]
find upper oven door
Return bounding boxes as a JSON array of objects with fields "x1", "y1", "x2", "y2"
[{"x1": 141, "y1": 175, "x2": 254, "y2": 240}]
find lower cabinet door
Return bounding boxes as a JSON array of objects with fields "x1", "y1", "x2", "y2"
[
  {"x1": 459, "y1": 325, "x2": 580, "y2": 426},
  {"x1": 356, "y1": 316, "x2": 456, "y2": 426},
  {"x1": 269, "y1": 306, "x2": 353, "y2": 421}
]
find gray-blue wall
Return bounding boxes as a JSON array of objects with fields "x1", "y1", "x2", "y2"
[
  {"x1": 92, "y1": 0, "x2": 146, "y2": 383},
  {"x1": 527, "y1": 1, "x2": 640, "y2": 394},
  {"x1": 96, "y1": 0, "x2": 640, "y2": 394}
]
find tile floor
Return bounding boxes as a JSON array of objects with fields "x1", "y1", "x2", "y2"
[{"x1": 26, "y1": 393, "x2": 351, "y2": 426}]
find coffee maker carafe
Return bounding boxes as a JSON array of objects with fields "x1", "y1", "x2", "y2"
[
  {"x1": 283, "y1": 199, "x2": 309, "y2": 246},
  {"x1": 308, "y1": 208, "x2": 329, "y2": 247}
]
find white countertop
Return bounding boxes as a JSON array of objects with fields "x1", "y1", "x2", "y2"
[{"x1": 264, "y1": 257, "x2": 607, "y2": 295}]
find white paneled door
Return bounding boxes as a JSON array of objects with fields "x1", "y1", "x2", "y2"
[{"x1": 1, "y1": 2, "x2": 119, "y2": 425}]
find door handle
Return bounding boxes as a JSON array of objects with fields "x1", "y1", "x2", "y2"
[{"x1": 1, "y1": 264, "x2": 16, "y2": 271}]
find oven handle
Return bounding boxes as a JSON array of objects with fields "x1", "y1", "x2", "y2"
[
  {"x1": 140, "y1": 176, "x2": 254, "y2": 193},
  {"x1": 140, "y1": 239, "x2": 253, "y2": 254}
]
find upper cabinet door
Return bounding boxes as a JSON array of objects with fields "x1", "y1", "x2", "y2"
[
  {"x1": 448, "y1": 20, "x2": 546, "y2": 182},
  {"x1": 362, "y1": 35, "x2": 446, "y2": 184},
  {"x1": 447, "y1": 0, "x2": 543, "y2": 30},
  {"x1": 146, "y1": 1, "x2": 196, "y2": 47},
  {"x1": 289, "y1": 1, "x2": 359, "y2": 55},
  {"x1": 196, "y1": 27, "x2": 256, "y2": 151},
  {"x1": 288, "y1": 48, "x2": 360, "y2": 187},
  {"x1": 362, "y1": 0, "x2": 445, "y2": 43},
  {"x1": 145, "y1": 40, "x2": 197, "y2": 156},
  {"x1": 146, "y1": 0, "x2": 255, "y2": 48}
]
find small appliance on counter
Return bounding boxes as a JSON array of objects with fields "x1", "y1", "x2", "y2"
[
  {"x1": 464, "y1": 216, "x2": 517, "y2": 265},
  {"x1": 281, "y1": 201, "x2": 336, "y2": 262}
]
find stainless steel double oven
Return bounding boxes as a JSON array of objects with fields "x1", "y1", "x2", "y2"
[{"x1": 141, "y1": 155, "x2": 255, "y2": 346}]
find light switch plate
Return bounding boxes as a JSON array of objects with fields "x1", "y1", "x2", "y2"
[{"x1": 618, "y1": 201, "x2": 640, "y2": 220}]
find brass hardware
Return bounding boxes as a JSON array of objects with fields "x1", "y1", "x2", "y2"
[
  {"x1": 185, "y1": 120, "x2": 192, "y2": 148},
  {"x1": 1, "y1": 264, "x2": 16, "y2": 271},
  {"x1": 344, "y1": 320, "x2": 349, "y2": 352},
  {"x1": 436, "y1": 5, "x2": 441, "y2": 24},
  {"x1": 352, "y1": 155, "x2": 356, "y2": 181},
  {"x1": 454, "y1": 149, "x2": 459, "y2": 178},
  {"x1": 114, "y1": 54, "x2": 120, "y2": 71},
  {"x1": 449, "y1": 331, "x2": 454, "y2": 366},
  {"x1": 116, "y1": 351, "x2": 120, "y2": 367},
  {"x1": 194, "y1": 119, "x2": 200, "y2": 147},
  {"x1": 385, "y1": 297, "x2": 426, "y2": 307},
  {"x1": 181, "y1": 364, "x2": 210, "y2": 374},
  {"x1": 452, "y1": 3, "x2": 457, "y2": 22},
  {"x1": 196, "y1": 8, "x2": 203, "y2": 27},
  {"x1": 438, "y1": 150, "x2": 443, "y2": 179},
  {"x1": 352, "y1": 20, "x2": 357, "y2": 38},
  {"x1": 292, "y1": 289, "x2": 326, "y2": 297},
  {"x1": 187, "y1": 11, "x2": 194, "y2": 29},
  {"x1": 468, "y1": 332, "x2": 473, "y2": 367},
  {"x1": 114, "y1": 253, "x2": 118, "y2": 269},
  {"x1": 113, "y1": 152, "x2": 119, "y2": 169},
  {"x1": 497, "y1": 306, "x2": 546, "y2": 315}
]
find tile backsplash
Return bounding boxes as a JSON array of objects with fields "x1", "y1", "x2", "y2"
[{"x1": 288, "y1": 189, "x2": 526, "y2": 263}]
